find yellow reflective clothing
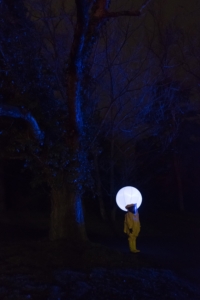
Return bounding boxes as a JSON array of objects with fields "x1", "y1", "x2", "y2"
[
  {"x1": 124, "y1": 211, "x2": 140, "y2": 237},
  {"x1": 124, "y1": 211, "x2": 141, "y2": 253}
]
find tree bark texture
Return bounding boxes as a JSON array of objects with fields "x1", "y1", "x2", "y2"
[
  {"x1": 110, "y1": 135, "x2": 117, "y2": 222},
  {"x1": 0, "y1": 161, "x2": 5, "y2": 214},
  {"x1": 173, "y1": 152, "x2": 184, "y2": 212},
  {"x1": 0, "y1": 0, "x2": 146, "y2": 241},
  {"x1": 49, "y1": 185, "x2": 87, "y2": 241},
  {"x1": 94, "y1": 154, "x2": 107, "y2": 220}
]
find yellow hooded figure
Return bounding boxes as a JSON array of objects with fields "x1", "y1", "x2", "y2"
[{"x1": 124, "y1": 203, "x2": 141, "y2": 253}]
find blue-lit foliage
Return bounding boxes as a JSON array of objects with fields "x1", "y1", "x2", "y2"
[
  {"x1": 0, "y1": 1, "x2": 97, "y2": 240},
  {"x1": 0, "y1": 1, "x2": 69, "y2": 192},
  {"x1": 0, "y1": 0, "x2": 196, "y2": 237},
  {"x1": 75, "y1": 194, "x2": 84, "y2": 224}
]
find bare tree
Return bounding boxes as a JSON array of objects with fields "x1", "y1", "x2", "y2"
[
  {"x1": 92, "y1": 9, "x2": 194, "y2": 216},
  {"x1": 0, "y1": 0, "x2": 151, "y2": 240}
]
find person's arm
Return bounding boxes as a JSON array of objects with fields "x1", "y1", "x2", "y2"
[
  {"x1": 124, "y1": 214, "x2": 130, "y2": 234},
  {"x1": 124, "y1": 213, "x2": 134, "y2": 235}
]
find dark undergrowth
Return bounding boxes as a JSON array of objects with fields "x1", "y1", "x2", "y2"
[{"x1": 0, "y1": 209, "x2": 199, "y2": 299}]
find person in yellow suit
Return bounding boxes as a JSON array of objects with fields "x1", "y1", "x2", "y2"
[{"x1": 124, "y1": 203, "x2": 141, "y2": 253}]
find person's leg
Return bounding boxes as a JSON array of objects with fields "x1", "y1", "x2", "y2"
[
  {"x1": 128, "y1": 236, "x2": 140, "y2": 253},
  {"x1": 132, "y1": 237, "x2": 140, "y2": 253},
  {"x1": 128, "y1": 236, "x2": 134, "y2": 252}
]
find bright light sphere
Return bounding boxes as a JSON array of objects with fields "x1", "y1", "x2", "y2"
[{"x1": 116, "y1": 186, "x2": 142, "y2": 211}]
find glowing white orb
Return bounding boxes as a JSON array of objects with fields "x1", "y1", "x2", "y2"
[{"x1": 116, "y1": 186, "x2": 142, "y2": 211}]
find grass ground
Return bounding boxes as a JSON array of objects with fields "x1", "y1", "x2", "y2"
[{"x1": 0, "y1": 209, "x2": 199, "y2": 299}]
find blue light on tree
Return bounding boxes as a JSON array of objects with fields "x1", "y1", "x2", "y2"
[{"x1": 116, "y1": 186, "x2": 142, "y2": 211}]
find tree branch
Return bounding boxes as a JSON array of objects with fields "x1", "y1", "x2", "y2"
[
  {"x1": 0, "y1": 104, "x2": 44, "y2": 142},
  {"x1": 139, "y1": 0, "x2": 153, "y2": 14},
  {"x1": 105, "y1": 10, "x2": 141, "y2": 18},
  {"x1": 93, "y1": 0, "x2": 152, "y2": 18}
]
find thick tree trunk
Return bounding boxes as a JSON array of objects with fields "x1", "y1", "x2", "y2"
[
  {"x1": 94, "y1": 154, "x2": 107, "y2": 220},
  {"x1": 110, "y1": 137, "x2": 116, "y2": 222},
  {"x1": 173, "y1": 152, "x2": 184, "y2": 212},
  {"x1": 0, "y1": 160, "x2": 6, "y2": 214},
  {"x1": 49, "y1": 185, "x2": 87, "y2": 241}
]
